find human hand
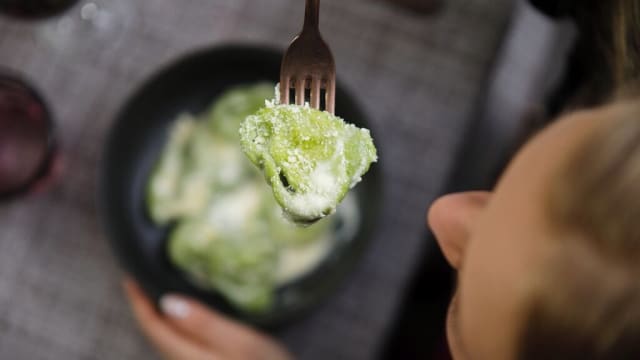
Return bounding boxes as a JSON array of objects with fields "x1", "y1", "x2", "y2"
[{"x1": 123, "y1": 278, "x2": 292, "y2": 360}]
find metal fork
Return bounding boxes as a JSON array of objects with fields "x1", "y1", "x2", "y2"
[{"x1": 280, "y1": 0, "x2": 336, "y2": 114}]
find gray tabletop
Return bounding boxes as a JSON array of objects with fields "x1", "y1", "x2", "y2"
[{"x1": 0, "y1": 0, "x2": 512, "y2": 359}]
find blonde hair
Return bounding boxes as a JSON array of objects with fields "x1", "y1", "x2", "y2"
[
  {"x1": 612, "y1": 1, "x2": 640, "y2": 94},
  {"x1": 565, "y1": 0, "x2": 640, "y2": 107},
  {"x1": 518, "y1": 101, "x2": 640, "y2": 359}
]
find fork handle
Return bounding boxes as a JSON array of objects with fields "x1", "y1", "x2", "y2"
[{"x1": 303, "y1": 0, "x2": 320, "y2": 33}]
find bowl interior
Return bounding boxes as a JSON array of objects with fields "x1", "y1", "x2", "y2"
[{"x1": 101, "y1": 45, "x2": 381, "y2": 328}]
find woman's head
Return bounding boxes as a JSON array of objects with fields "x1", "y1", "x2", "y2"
[
  {"x1": 519, "y1": 101, "x2": 640, "y2": 359},
  {"x1": 428, "y1": 100, "x2": 640, "y2": 359}
]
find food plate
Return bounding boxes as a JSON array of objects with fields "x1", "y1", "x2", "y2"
[{"x1": 100, "y1": 45, "x2": 381, "y2": 328}]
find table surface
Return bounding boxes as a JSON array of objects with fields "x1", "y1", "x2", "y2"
[{"x1": 0, "y1": 0, "x2": 512, "y2": 359}]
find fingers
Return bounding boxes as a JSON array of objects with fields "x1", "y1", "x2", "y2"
[
  {"x1": 159, "y1": 294, "x2": 293, "y2": 360},
  {"x1": 159, "y1": 294, "x2": 260, "y2": 347},
  {"x1": 123, "y1": 278, "x2": 291, "y2": 360},
  {"x1": 122, "y1": 279, "x2": 216, "y2": 360}
]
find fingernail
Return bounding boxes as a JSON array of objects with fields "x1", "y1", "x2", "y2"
[{"x1": 160, "y1": 295, "x2": 190, "y2": 319}]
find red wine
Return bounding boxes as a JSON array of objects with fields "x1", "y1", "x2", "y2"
[
  {"x1": 0, "y1": 0, "x2": 79, "y2": 19},
  {"x1": 0, "y1": 75, "x2": 54, "y2": 198}
]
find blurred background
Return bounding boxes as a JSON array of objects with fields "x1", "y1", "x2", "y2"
[{"x1": 0, "y1": 0, "x2": 584, "y2": 358}]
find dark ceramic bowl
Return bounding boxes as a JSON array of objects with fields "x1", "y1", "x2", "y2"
[{"x1": 100, "y1": 44, "x2": 381, "y2": 329}]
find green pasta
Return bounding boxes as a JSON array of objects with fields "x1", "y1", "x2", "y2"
[
  {"x1": 146, "y1": 84, "x2": 357, "y2": 313},
  {"x1": 240, "y1": 103, "x2": 377, "y2": 224}
]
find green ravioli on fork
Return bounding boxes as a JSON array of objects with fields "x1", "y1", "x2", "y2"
[{"x1": 240, "y1": 100, "x2": 377, "y2": 225}]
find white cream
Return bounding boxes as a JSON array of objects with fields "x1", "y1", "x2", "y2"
[
  {"x1": 275, "y1": 234, "x2": 333, "y2": 284},
  {"x1": 206, "y1": 185, "x2": 262, "y2": 231}
]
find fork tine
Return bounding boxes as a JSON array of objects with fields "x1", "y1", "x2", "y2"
[
  {"x1": 280, "y1": 76, "x2": 290, "y2": 104},
  {"x1": 295, "y1": 78, "x2": 306, "y2": 105},
  {"x1": 280, "y1": 1, "x2": 335, "y2": 111},
  {"x1": 325, "y1": 79, "x2": 335, "y2": 114},
  {"x1": 310, "y1": 77, "x2": 321, "y2": 109}
]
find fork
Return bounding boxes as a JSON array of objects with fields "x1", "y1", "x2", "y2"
[{"x1": 280, "y1": 0, "x2": 336, "y2": 114}]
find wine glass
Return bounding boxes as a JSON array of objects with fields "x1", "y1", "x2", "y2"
[
  {"x1": 0, "y1": 0, "x2": 80, "y2": 19},
  {"x1": 0, "y1": 70, "x2": 60, "y2": 200}
]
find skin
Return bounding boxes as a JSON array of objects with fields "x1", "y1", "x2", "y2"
[
  {"x1": 123, "y1": 279, "x2": 292, "y2": 360},
  {"x1": 429, "y1": 108, "x2": 603, "y2": 359},
  {"x1": 124, "y1": 106, "x2": 607, "y2": 360}
]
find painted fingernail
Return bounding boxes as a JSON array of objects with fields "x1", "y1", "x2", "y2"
[{"x1": 160, "y1": 295, "x2": 190, "y2": 319}]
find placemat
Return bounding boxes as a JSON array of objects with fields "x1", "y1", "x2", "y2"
[{"x1": 0, "y1": 0, "x2": 513, "y2": 358}]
